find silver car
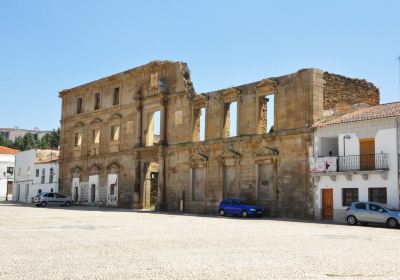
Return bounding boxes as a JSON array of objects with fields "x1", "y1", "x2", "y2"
[
  {"x1": 346, "y1": 201, "x2": 400, "y2": 228},
  {"x1": 34, "y1": 192, "x2": 72, "y2": 207}
]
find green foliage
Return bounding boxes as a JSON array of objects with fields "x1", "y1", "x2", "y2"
[
  {"x1": 0, "y1": 129, "x2": 60, "y2": 151},
  {"x1": 268, "y1": 125, "x2": 274, "y2": 133}
]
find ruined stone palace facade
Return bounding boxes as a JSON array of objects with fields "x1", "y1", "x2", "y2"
[{"x1": 59, "y1": 61, "x2": 379, "y2": 218}]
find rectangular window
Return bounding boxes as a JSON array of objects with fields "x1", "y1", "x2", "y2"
[
  {"x1": 74, "y1": 132, "x2": 82, "y2": 147},
  {"x1": 41, "y1": 168, "x2": 45, "y2": 184},
  {"x1": 368, "y1": 188, "x2": 387, "y2": 204},
  {"x1": 92, "y1": 128, "x2": 100, "y2": 144},
  {"x1": 113, "y1": 88, "x2": 120, "y2": 105},
  {"x1": 77, "y1": 97, "x2": 83, "y2": 114},
  {"x1": 49, "y1": 168, "x2": 54, "y2": 184},
  {"x1": 94, "y1": 93, "x2": 101, "y2": 110},
  {"x1": 36, "y1": 169, "x2": 39, "y2": 177},
  {"x1": 223, "y1": 101, "x2": 237, "y2": 138},
  {"x1": 110, "y1": 125, "x2": 120, "y2": 141},
  {"x1": 342, "y1": 188, "x2": 358, "y2": 206}
]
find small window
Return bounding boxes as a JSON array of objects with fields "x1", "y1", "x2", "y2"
[
  {"x1": 355, "y1": 203, "x2": 366, "y2": 209},
  {"x1": 368, "y1": 188, "x2": 387, "y2": 204},
  {"x1": 94, "y1": 93, "x2": 101, "y2": 110},
  {"x1": 27, "y1": 166, "x2": 31, "y2": 176},
  {"x1": 47, "y1": 193, "x2": 54, "y2": 198},
  {"x1": 113, "y1": 88, "x2": 120, "y2": 105},
  {"x1": 36, "y1": 169, "x2": 39, "y2": 177},
  {"x1": 110, "y1": 184, "x2": 116, "y2": 196},
  {"x1": 18, "y1": 167, "x2": 21, "y2": 176},
  {"x1": 110, "y1": 125, "x2": 120, "y2": 141},
  {"x1": 77, "y1": 98, "x2": 83, "y2": 114},
  {"x1": 6, "y1": 167, "x2": 13, "y2": 175},
  {"x1": 49, "y1": 168, "x2": 54, "y2": 184},
  {"x1": 41, "y1": 169, "x2": 45, "y2": 184},
  {"x1": 55, "y1": 193, "x2": 65, "y2": 198},
  {"x1": 342, "y1": 188, "x2": 359, "y2": 206},
  {"x1": 224, "y1": 199, "x2": 232, "y2": 205}
]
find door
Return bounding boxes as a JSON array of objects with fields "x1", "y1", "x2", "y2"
[
  {"x1": 90, "y1": 184, "x2": 96, "y2": 202},
  {"x1": 46, "y1": 193, "x2": 57, "y2": 204},
  {"x1": 322, "y1": 189, "x2": 333, "y2": 220},
  {"x1": 360, "y1": 138, "x2": 375, "y2": 170},
  {"x1": 74, "y1": 186, "x2": 79, "y2": 202}
]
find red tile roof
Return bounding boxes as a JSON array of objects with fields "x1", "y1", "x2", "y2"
[
  {"x1": 314, "y1": 102, "x2": 400, "y2": 128},
  {"x1": 0, "y1": 146, "x2": 19, "y2": 155}
]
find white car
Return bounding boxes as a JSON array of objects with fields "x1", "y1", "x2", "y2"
[{"x1": 34, "y1": 192, "x2": 72, "y2": 207}]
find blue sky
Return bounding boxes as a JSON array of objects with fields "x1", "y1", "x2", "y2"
[{"x1": 1, "y1": 0, "x2": 399, "y2": 130}]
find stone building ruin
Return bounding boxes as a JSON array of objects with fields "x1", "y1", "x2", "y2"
[{"x1": 59, "y1": 61, "x2": 379, "y2": 218}]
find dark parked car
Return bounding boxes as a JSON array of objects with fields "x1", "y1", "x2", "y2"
[
  {"x1": 218, "y1": 198, "x2": 264, "y2": 218},
  {"x1": 346, "y1": 201, "x2": 400, "y2": 228},
  {"x1": 34, "y1": 192, "x2": 72, "y2": 207}
]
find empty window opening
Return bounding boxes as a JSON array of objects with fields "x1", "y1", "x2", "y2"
[
  {"x1": 193, "y1": 107, "x2": 206, "y2": 142},
  {"x1": 146, "y1": 111, "x2": 161, "y2": 146},
  {"x1": 76, "y1": 98, "x2": 83, "y2": 114},
  {"x1": 92, "y1": 128, "x2": 100, "y2": 144},
  {"x1": 113, "y1": 88, "x2": 120, "y2": 106},
  {"x1": 74, "y1": 132, "x2": 82, "y2": 147},
  {"x1": 223, "y1": 101, "x2": 237, "y2": 138},
  {"x1": 110, "y1": 125, "x2": 120, "y2": 141},
  {"x1": 94, "y1": 93, "x2": 101, "y2": 110},
  {"x1": 200, "y1": 108, "x2": 206, "y2": 141},
  {"x1": 110, "y1": 183, "x2": 116, "y2": 196},
  {"x1": 265, "y1": 95, "x2": 275, "y2": 133}
]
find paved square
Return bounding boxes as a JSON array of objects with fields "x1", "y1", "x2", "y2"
[{"x1": 0, "y1": 202, "x2": 399, "y2": 280}]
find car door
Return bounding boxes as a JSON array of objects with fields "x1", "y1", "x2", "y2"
[
  {"x1": 367, "y1": 203, "x2": 388, "y2": 223},
  {"x1": 54, "y1": 193, "x2": 64, "y2": 205},
  {"x1": 231, "y1": 200, "x2": 242, "y2": 215},
  {"x1": 223, "y1": 199, "x2": 233, "y2": 215},
  {"x1": 352, "y1": 202, "x2": 368, "y2": 221},
  {"x1": 46, "y1": 193, "x2": 56, "y2": 205}
]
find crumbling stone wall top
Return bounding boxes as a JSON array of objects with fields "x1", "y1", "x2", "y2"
[{"x1": 323, "y1": 72, "x2": 380, "y2": 112}]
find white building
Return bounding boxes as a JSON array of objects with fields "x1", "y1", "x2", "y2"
[
  {"x1": 0, "y1": 146, "x2": 18, "y2": 200},
  {"x1": 13, "y1": 149, "x2": 59, "y2": 203},
  {"x1": 310, "y1": 102, "x2": 400, "y2": 222}
]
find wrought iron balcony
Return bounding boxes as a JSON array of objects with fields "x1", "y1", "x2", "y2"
[
  {"x1": 310, "y1": 153, "x2": 388, "y2": 173},
  {"x1": 338, "y1": 153, "x2": 388, "y2": 171}
]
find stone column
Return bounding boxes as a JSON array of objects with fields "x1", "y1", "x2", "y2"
[
  {"x1": 159, "y1": 95, "x2": 167, "y2": 145},
  {"x1": 135, "y1": 98, "x2": 142, "y2": 147},
  {"x1": 157, "y1": 150, "x2": 166, "y2": 211}
]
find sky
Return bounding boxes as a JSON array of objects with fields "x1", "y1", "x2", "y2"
[{"x1": 1, "y1": 0, "x2": 399, "y2": 131}]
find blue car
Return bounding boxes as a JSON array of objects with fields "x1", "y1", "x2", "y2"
[{"x1": 218, "y1": 198, "x2": 265, "y2": 218}]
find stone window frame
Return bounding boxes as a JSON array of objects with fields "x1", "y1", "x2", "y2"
[
  {"x1": 191, "y1": 95, "x2": 208, "y2": 142},
  {"x1": 107, "y1": 113, "x2": 122, "y2": 144},
  {"x1": 76, "y1": 96, "x2": 83, "y2": 115},
  {"x1": 221, "y1": 88, "x2": 240, "y2": 138},
  {"x1": 218, "y1": 149, "x2": 241, "y2": 199},
  {"x1": 93, "y1": 92, "x2": 101, "y2": 111},
  {"x1": 106, "y1": 161, "x2": 120, "y2": 202},
  {"x1": 73, "y1": 122, "x2": 85, "y2": 150},
  {"x1": 254, "y1": 146, "x2": 278, "y2": 202},
  {"x1": 255, "y1": 79, "x2": 277, "y2": 134},
  {"x1": 189, "y1": 153, "x2": 208, "y2": 203}
]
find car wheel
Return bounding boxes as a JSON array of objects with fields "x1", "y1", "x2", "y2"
[
  {"x1": 242, "y1": 211, "x2": 248, "y2": 218},
  {"x1": 387, "y1": 218, "x2": 399, "y2": 228},
  {"x1": 40, "y1": 201, "x2": 47, "y2": 207},
  {"x1": 346, "y1": 215, "x2": 358, "y2": 225},
  {"x1": 65, "y1": 201, "x2": 72, "y2": 207},
  {"x1": 219, "y1": 209, "x2": 225, "y2": 216}
]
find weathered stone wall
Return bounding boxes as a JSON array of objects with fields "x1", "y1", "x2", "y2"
[
  {"x1": 323, "y1": 72, "x2": 380, "y2": 112},
  {"x1": 58, "y1": 61, "x2": 379, "y2": 219}
]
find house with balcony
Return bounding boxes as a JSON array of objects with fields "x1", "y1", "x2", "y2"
[{"x1": 310, "y1": 102, "x2": 400, "y2": 222}]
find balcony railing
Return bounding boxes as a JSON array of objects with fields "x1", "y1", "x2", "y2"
[{"x1": 310, "y1": 153, "x2": 388, "y2": 173}]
